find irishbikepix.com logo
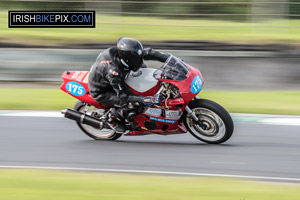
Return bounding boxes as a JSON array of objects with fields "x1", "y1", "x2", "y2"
[{"x1": 9, "y1": 11, "x2": 95, "y2": 28}]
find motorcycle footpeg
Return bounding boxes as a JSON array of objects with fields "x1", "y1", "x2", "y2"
[
  {"x1": 105, "y1": 122, "x2": 126, "y2": 134},
  {"x1": 103, "y1": 122, "x2": 113, "y2": 129}
]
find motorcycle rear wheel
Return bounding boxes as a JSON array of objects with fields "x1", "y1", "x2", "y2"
[
  {"x1": 183, "y1": 99, "x2": 234, "y2": 144},
  {"x1": 74, "y1": 100, "x2": 122, "y2": 140}
]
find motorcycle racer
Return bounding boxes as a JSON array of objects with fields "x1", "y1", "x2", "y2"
[{"x1": 88, "y1": 37, "x2": 169, "y2": 133}]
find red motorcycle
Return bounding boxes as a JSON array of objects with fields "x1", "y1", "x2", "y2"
[{"x1": 61, "y1": 55, "x2": 233, "y2": 144}]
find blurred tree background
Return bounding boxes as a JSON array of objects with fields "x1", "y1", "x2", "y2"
[
  {"x1": 0, "y1": 0, "x2": 300, "y2": 44},
  {"x1": 290, "y1": 0, "x2": 300, "y2": 18},
  {"x1": 1, "y1": 0, "x2": 299, "y2": 20}
]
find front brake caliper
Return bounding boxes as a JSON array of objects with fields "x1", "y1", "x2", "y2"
[{"x1": 189, "y1": 118, "x2": 194, "y2": 127}]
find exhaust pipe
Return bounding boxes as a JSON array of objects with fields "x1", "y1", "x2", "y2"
[{"x1": 61, "y1": 108, "x2": 104, "y2": 129}]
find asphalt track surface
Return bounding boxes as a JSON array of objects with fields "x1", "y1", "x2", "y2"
[{"x1": 1, "y1": 115, "x2": 300, "y2": 181}]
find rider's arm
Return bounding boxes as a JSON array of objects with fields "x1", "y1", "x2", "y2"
[
  {"x1": 143, "y1": 48, "x2": 169, "y2": 63},
  {"x1": 105, "y1": 68, "x2": 128, "y2": 98},
  {"x1": 105, "y1": 67, "x2": 143, "y2": 104}
]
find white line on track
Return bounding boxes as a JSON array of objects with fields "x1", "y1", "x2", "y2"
[
  {"x1": 0, "y1": 165, "x2": 300, "y2": 182},
  {"x1": 260, "y1": 118, "x2": 300, "y2": 126},
  {"x1": 232, "y1": 113, "x2": 300, "y2": 118},
  {"x1": 210, "y1": 161, "x2": 248, "y2": 165},
  {"x1": 1, "y1": 111, "x2": 300, "y2": 126},
  {"x1": 0, "y1": 110, "x2": 62, "y2": 118}
]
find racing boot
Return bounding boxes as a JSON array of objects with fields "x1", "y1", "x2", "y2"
[{"x1": 107, "y1": 108, "x2": 126, "y2": 133}]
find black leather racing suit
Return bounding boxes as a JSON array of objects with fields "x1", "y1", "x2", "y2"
[{"x1": 88, "y1": 47, "x2": 169, "y2": 108}]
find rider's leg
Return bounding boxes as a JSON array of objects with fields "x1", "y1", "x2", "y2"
[
  {"x1": 93, "y1": 91, "x2": 126, "y2": 133},
  {"x1": 93, "y1": 91, "x2": 144, "y2": 133}
]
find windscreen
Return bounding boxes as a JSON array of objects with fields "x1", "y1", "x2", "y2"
[{"x1": 153, "y1": 55, "x2": 190, "y2": 81}]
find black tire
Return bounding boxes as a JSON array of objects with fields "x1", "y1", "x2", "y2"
[
  {"x1": 74, "y1": 100, "x2": 122, "y2": 140},
  {"x1": 183, "y1": 99, "x2": 234, "y2": 144}
]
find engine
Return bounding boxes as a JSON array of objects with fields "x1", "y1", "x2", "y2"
[
  {"x1": 160, "y1": 82, "x2": 181, "y2": 99},
  {"x1": 143, "y1": 82, "x2": 182, "y2": 121}
]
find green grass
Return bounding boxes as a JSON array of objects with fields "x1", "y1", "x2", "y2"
[
  {"x1": 199, "y1": 90, "x2": 300, "y2": 115},
  {"x1": 0, "y1": 170, "x2": 299, "y2": 200},
  {"x1": 0, "y1": 88, "x2": 299, "y2": 115},
  {"x1": 0, "y1": 88, "x2": 75, "y2": 110},
  {"x1": 1, "y1": 12, "x2": 300, "y2": 44}
]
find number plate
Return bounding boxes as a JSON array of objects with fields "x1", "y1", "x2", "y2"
[
  {"x1": 65, "y1": 81, "x2": 86, "y2": 96},
  {"x1": 191, "y1": 75, "x2": 203, "y2": 94}
]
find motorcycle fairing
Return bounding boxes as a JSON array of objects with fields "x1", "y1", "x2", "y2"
[
  {"x1": 157, "y1": 66, "x2": 203, "y2": 104},
  {"x1": 60, "y1": 57, "x2": 203, "y2": 135},
  {"x1": 153, "y1": 56, "x2": 204, "y2": 104}
]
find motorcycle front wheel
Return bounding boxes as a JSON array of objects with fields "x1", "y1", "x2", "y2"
[
  {"x1": 74, "y1": 100, "x2": 122, "y2": 140},
  {"x1": 183, "y1": 99, "x2": 234, "y2": 144}
]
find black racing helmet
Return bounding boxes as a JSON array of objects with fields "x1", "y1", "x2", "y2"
[{"x1": 117, "y1": 37, "x2": 144, "y2": 72}]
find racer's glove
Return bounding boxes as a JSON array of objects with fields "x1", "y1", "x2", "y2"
[{"x1": 143, "y1": 94, "x2": 164, "y2": 106}]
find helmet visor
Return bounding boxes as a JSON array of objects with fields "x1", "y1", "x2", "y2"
[{"x1": 127, "y1": 53, "x2": 143, "y2": 72}]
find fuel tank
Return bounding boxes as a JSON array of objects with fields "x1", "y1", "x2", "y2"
[{"x1": 125, "y1": 68, "x2": 159, "y2": 93}]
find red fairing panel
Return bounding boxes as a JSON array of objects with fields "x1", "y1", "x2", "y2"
[
  {"x1": 60, "y1": 71, "x2": 109, "y2": 109},
  {"x1": 132, "y1": 111, "x2": 188, "y2": 134},
  {"x1": 156, "y1": 66, "x2": 203, "y2": 105}
]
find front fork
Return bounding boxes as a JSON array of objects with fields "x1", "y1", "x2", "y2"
[{"x1": 185, "y1": 96, "x2": 207, "y2": 129}]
